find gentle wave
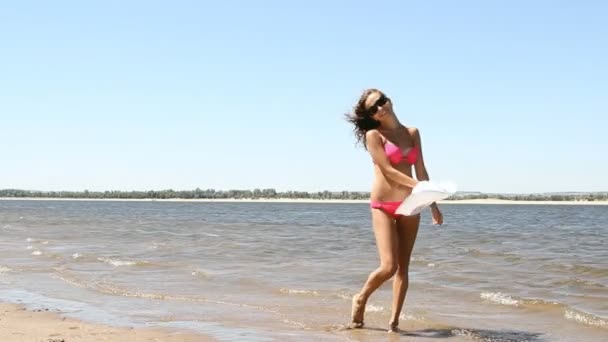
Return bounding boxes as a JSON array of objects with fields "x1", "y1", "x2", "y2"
[
  {"x1": 68, "y1": 253, "x2": 110, "y2": 263},
  {"x1": 279, "y1": 288, "x2": 320, "y2": 296},
  {"x1": 462, "y1": 248, "x2": 523, "y2": 262},
  {"x1": 202, "y1": 232, "x2": 220, "y2": 237},
  {"x1": 53, "y1": 273, "x2": 280, "y2": 314},
  {"x1": 481, "y1": 292, "x2": 608, "y2": 329},
  {"x1": 365, "y1": 304, "x2": 384, "y2": 313},
  {"x1": 24, "y1": 247, "x2": 64, "y2": 259},
  {"x1": 332, "y1": 292, "x2": 352, "y2": 301},
  {"x1": 399, "y1": 312, "x2": 426, "y2": 322},
  {"x1": 480, "y1": 292, "x2": 558, "y2": 307},
  {"x1": 564, "y1": 309, "x2": 608, "y2": 328},
  {"x1": 481, "y1": 292, "x2": 522, "y2": 306},
  {"x1": 545, "y1": 263, "x2": 608, "y2": 278},
  {"x1": 55, "y1": 274, "x2": 198, "y2": 300},
  {"x1": 38, "y1": 251, "x2": 156, "y2": 267},
  {"x1": 190, "y1": 270, "x2": 211, "y2": 279},
  {"x1": 96, "y1": 257, "x2": 152, "y2": 267},
  {"x1": 552, "y1": 277, "x2": 607, "y2": 289},
  {"x1": 410, "y1": 257, "x2": 439, "y2": 268},
  {"x1": 0, "y1": 266, "x2": 11, "y2": 274},
  {"x1": 281, "y1": 318, "x2": 307, "y2": 329}
]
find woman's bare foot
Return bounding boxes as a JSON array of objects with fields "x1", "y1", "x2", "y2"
[
  {"x1": 388, "y1": 321, "x2": 400, "y2": 333},
  {"x1": 350, "y1": 293, "x2": 366, "y2": 328}
]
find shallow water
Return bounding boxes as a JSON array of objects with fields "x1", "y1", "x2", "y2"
[{"x1": 1, "y1": 200, "x2": 607, "y2": 341}]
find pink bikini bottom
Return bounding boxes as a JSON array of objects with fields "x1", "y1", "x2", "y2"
[{"x1": 370, "y1": 201, "x2": 402, "y2": 219}]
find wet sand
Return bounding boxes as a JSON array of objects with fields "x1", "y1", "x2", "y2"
[{"x1": 0, "y1": 303, "x2": 213, "y2": 342}]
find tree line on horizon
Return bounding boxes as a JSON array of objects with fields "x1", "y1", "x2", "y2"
[{"x1": 0, "y1": 189, "x2": 607, "y2": 201}]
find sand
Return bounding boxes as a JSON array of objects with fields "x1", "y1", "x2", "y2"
[{"x1": 0, "y1": 303, "x2": 213, "y2": 342}]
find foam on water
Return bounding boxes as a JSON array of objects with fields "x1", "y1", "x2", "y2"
[
  {"x1": 480, "y1": 292, "x2": 521, "y2": 306},
  {"x1": 481, "y1": 292, "x2": 608, "y2": 330},
  {"x1": 97, "y1": 257, "x2": 136, "y2": 266},
  {"x1": 399, "y1": 312, "x2": 427, "y2": 322},
  {"x1": 333, "y1": 292, "x2": 352, "y2": 301},
  {"x1": 365, "y1": 304, "x2": 384, "y2": 313},
  {"x1": 480, "y1": 292, "x2": 563, "y2": 308},
  {"x1": 202, "y1": 232, "x2": 220, "y2": 237},
  {"x1": 97, "y1": 257, "x2": 150, "y2": 267},
  {"x1": 191, "y1": 270, "x2": 210, "y2": 278},
  {"x1": 564, "y1": 309, "x2": 608, "y2": 328},
  {"x1": 280, "y1": 288, "x2": 320, "y2": 296}
]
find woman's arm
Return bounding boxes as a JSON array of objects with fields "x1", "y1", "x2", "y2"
[{"x1": 412, "y1": 128, "x2": 439, "y2": 210}]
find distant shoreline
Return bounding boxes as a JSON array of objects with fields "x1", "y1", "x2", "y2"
[{"x1": 1, "y1": 197, "x2": 607, "y2": 205}]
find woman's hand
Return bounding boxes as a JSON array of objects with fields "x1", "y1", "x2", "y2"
[{"x1": 431, "y1": 205, "x2": 443, "y2": 225}]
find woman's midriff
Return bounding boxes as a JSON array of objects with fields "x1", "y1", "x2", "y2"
[{"x1": 369, "y1": 165, "x2": 414, "y2": 202}]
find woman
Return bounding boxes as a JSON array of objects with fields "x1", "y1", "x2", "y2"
[{"x1": 346, "y1": 88, "x2": 443, "y2": 332}]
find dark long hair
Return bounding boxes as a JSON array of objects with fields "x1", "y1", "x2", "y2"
[{"x1": 345, "y1": 88, "x2": 381, "y2": 149}]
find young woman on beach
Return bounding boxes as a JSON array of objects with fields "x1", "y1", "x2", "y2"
[{"x1": 345, "y1": 88, "x2": 444, "y2": 332}]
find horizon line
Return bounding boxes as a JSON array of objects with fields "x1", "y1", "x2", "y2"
[{"x1": 1, "y1": 188, "x2": 607, "y2": 196}]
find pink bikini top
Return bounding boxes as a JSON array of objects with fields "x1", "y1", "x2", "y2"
[{"x1": 384, "y1": 140, "x2": 419, "y2": 165}]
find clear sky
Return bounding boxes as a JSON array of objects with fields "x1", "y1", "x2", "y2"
[{"x1": 1, "y1": 1, "x2": 606, "y2": 193}]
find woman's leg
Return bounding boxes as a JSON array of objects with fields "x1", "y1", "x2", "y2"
[
  {"x1": 388, "y1": 214, "x2": 420, "y2": 332},
  {"x1": 352, "y1": 209, "x2": 398, "y2": 327}
]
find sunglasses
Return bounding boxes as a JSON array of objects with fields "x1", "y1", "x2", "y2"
[{"x1": 368, "y1": 94, "x2": 389, "y2": 114}]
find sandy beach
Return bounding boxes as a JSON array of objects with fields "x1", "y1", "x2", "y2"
[
  {"x1": 0, "y1": 303, "x2": 212, "y2": 342},
  {"x1": 1, "y1": 197, "x2": 607, "y2": 205}
]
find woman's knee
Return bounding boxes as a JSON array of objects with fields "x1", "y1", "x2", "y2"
[
  {"x1": 395, "y1": 262, "x2": 411, "y2": 277},
  {"x1": 378, "y1": 261, "x2": 398, "y2": 278}
]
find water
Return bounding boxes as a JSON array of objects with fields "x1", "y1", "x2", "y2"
[{"x1": 0, "y1": 200, "x2": 607, "y2": 341}]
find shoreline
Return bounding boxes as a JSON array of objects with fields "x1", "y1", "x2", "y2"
[
  {"x1": 1, "y1": 197, "x2": 607, "y2": 205},
  {"x1": 0, "y1": 302, "x2": 212, "y2": 342}
]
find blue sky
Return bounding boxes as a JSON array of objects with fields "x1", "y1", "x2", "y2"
[{"x1": 1, "y1": 1, "x2": 606, "y2": 193}]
